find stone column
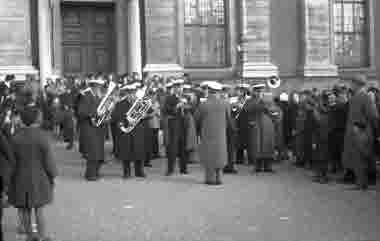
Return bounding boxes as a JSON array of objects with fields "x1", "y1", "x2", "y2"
[
  {"x1": 127, "y1": 0, "x2": 142, "y2": 77},
  {"x1": 116, "y1": 0, "x2": 128, "y2": 75},
  {"x1": 38, "y1": 0, "x2": 53, "y2": 87},
  {"x1": 52, "y1": 0, "x2": 62, "y2": 75},
  {"x1": 299, "y1": 0, "x2": 337, "y2": 77},
  {"x1": 240, "y1": 0, "x2": 278, "y2": 78}
]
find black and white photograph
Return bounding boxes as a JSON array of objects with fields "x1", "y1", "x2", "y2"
[{"x1": 0, "y1": 0, "x2": 380, "y2": 241}]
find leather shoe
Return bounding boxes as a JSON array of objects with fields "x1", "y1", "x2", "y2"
[
  {"x1": 66, "y1": 143, "x2": 74, "y2": 150},
  {"x1": 263, "y1": 168, "x2": 276, "y2": 173},
  {"x1": 165, "y1": 171, "x2": 174, "y2": 176},
  {"x1": 136, "y1": 173, "x2": 146, "y2": 178}
]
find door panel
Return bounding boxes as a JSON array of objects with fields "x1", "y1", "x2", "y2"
[
  {"x1": 62, "y1": 5, "x2": 114, "y2": 75},
  {"x1": 87, "y1": 47, "x2": 111, "y2": 73},
  {"x1": 63, "y1": 46, "x2": 86, "y2": 73}
]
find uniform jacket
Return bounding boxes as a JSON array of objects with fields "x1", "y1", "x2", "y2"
[
  {"x1": 77, "y1": 88, "x2": 106, "y2": 161},
  {"x1": 111, "y1": 98, "x2": 148, "y2": 162}
]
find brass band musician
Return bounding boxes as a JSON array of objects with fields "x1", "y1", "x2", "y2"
[{"x1": 77, "y1": 75, "x2": 107, "y2": 181}]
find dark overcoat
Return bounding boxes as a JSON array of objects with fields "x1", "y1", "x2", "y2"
[
  {"x1": 77, "y1": 89, "x2": 106, "y2": 161},
  {"x1": 194, "y1": 95, "x2": 232, "y2": 169},
  {"x1": 8, "y1": 127, "x2": 57, "y2": 208},
  {"x1": 0, "y1": 129, "x2": 16, "y2": 188},
  {"x1": 241, "y1": 97, "x2": 265, "y2": 161},
  {"x1": 328, "y1": 102, "x2": 348, "y2": 161},
  {"x1": 111, "y1": 98, "x2": 148, "y2": 162},
  {"x1": 311, "y1": 107, "x2": 330, "y2": 162},
  {"x1": 342, "y1": 90, "x2": 379, "y2": 171}
]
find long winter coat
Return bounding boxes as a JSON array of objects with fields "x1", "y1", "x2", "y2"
[
  {"x1": 0, "y1": 129, "x2": 15, "y2": 188},
  {"x1": 256, "y1": 102, "x2": 276, "y2": 159},
  {"x1": 77, "y1": 89, "x2": 106, "y2": 161},
  {"x1": 242, "y1": 97, "x2": 275, "y2": 160},
  {"x1": 8, "y1": 127, "x2": 57, "y2": 208},
  {"x1": 194, "y1": 95, "x2": 233, "y2": 169},
  {"x1": 342, "y1": 89, "x2": 379, "y2": 171},
  {"x1": 311, "y1": 106, "x2": 330, "y2": 162},
  {"x1": 111, "y1": 98, "x2": 149, "y2": 162}
]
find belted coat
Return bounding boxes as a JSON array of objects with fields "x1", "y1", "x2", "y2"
[{"x1": 194, "y1": 95, "x2": 233, "y2": 169}]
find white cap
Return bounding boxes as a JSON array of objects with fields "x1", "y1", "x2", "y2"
[
  {"x1": 120, "y1": 84, "x2": 137, "y2": 91},
  {"x1": 165, "y1": 81, "x2": 174, "y2": 88},
  {"x1": 252, "y1": 83, "x2": 266, "y2": 89},
  {"x1": 205, "y1": 81, "x2": 223, "y2": 91},
  {"x1": 229, "y1": 97, "x2": 239, "y2": 104},
  {"x1": 182, "y1": 84, "x2": 192, "y2": 89},
  {"x1": 88, "y1": 78, "x2": 105, "y2": 85},
  {"x1": 279, "y1": 92, "x2": 289, "y2": 102},
  {"x1": 173, "y1": 79, "x2": 185, "y2": 85},
  {"x1": 237, "y1": 83, "x2": 250, "y2": 89}
]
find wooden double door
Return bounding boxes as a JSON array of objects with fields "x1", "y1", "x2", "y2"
[{"x1": 62, "y1": 4, "x2": 115, "y2": 74}]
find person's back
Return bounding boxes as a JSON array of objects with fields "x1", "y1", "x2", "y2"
[
  {"x1": 8, "y1": 106, "x2": 57, "y2": 241},
  {"x1": 198, "y1": 97, "x2": 228, "y2": 140},
  {"x1": 196, "y1": 91, "x2": 231, "y2": 185},
  {"x1": 10, "y1": 127, "x2": 56, "y2": 209}
]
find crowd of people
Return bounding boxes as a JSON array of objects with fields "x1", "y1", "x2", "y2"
[{"x1": 0, "y1": 72, "x2": 379, "y2": 241}]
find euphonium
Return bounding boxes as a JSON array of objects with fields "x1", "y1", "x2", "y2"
[
  {"x1": 267, "y1": 76, "x2": 281, "y2": 89},
  {"x1": 93, "y1": 81, "x2": 119, "y2": 127},
  {"x1": 119, "y1": 83, "x2": 153, "y2": 133}
]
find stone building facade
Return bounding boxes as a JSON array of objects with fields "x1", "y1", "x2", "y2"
[{"x1": 0, "y1": 0, "x2": 379, "y2": 90}]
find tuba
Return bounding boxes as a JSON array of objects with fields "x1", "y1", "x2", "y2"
[
  {"x1": 267, "y1": 76, "x2": 281, "y2": 89},
  {"x1": 93, "y1": 81, "x2": 119, "y2": 127},
  {"x1": 119, "y1": 83, "x2": 153, "y2": 133}
]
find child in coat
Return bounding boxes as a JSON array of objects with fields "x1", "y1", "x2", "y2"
[
  {"x1": 8, "y1": 105, "x2": 57, "y2": 241},
  {"x1": 0, "y1": 129, "x2": 16, "y2": 241}
]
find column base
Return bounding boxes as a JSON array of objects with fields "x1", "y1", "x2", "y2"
[
  {"x1": 143, "y1": 64, "x2": 184, "y2": 77},
  {"x1": 301, "y1": 64, "x2": 338, "y2": 77},
  {"x1": 242, "y1": 62, "x2": 278, "y2": 79},
  {"x1": 0, "y1": 66, "x2": 39, "y2": 81}
]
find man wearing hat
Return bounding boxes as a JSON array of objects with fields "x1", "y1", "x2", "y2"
[
  {"x1": 341, "y1": 74, "x2": 379, "y2": 190},
  {"x1": 234, "y1": 83, "x2": 250, "y2": 164},
  {"x1": 111, "y1": 82, "x2": 147, "y2": 178},
  {"x1": 241, "y1": 83, "x2": 276, "y2": 172},
  {"x1": 162, "y1": 79, "x2": 188, "y2": 176},
  {"x1": 77, "y1": 76, "x2": 107, "y2": 181},
  {"x1": 194, "y1": 81, "x2": 234, "y2": 185},
  {"x1": 328, "y1": 85, "x2": 349, "y2": 173},
  {"x1": 59, "y1": 83, "x2": 76, "y2": 150}
]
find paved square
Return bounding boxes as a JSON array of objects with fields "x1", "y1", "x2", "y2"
[{"x1": 3, "y1": 141, "x2": 380, "y2": 241}]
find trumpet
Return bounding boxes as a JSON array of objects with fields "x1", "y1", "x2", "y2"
[
  {"x1": 93, "y1": 81, "x2": 119, "y2": 127},
  {"x1": 119, "y1": 83, "x2": 153, "y2": 133}
]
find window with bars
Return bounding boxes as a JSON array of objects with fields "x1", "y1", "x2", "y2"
[
  {"x1": 184, "y1": 0, "x2": 228, "y2": 68},
  {"x1": 334, "y1": 0, "x2": 369, "y2": 67}
]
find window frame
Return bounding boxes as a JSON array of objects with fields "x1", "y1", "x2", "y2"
[
  {"x1": 333, "y1": 0, "x2": 370, "y2": 68},
  {"x1": 183, "y1": 0, "x2": 230, "y2": 69}
]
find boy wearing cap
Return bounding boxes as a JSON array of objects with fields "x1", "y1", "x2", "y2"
[
  {"x1": 0, "y1": 128, "x2": 16, "y2": 241},
  {"x1": 8, "y1": 106, "x2": 57, "y2": 241}
]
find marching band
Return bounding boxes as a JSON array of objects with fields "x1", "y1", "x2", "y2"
[{"x1": 1, "y1": 72, "x2": 379, "y2": 186}]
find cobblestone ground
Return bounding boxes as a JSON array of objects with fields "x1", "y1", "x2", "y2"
[{"x1": 3, "y1": 139, "x2": 380, "y2": 241}]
